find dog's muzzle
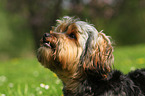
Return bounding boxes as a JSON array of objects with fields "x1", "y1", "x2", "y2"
[{"x1": 40, "y1": 33, "x2": 57, "y2": 49}]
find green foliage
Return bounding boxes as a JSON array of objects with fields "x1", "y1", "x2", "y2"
[
  {"x1": 0, "y1": 44, "x2": 145, "y2": 95},
  {"x1": 0, "y1": 9, "x2": 34, "y2": 59}
]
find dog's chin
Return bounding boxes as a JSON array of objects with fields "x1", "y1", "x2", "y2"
[{"x1": 37, "y1": 46, "x2": 55, "y2": 68}]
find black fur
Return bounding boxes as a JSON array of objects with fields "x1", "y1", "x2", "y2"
[{"x1": 63, "y1": 69, "x2": 145, "y2": 96}]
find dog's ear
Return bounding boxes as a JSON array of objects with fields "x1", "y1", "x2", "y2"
[{"x1": 81, "y1": 31, "x2": 114, "y2": 77}]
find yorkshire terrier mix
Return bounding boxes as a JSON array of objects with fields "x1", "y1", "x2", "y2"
[{"x1": 37, "y1": 16, "x2": 145, "y2": 96}]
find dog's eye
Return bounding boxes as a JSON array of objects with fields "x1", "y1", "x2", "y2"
[{"x1": 69, "y1": 33, "x2": 76, "y2": 39}]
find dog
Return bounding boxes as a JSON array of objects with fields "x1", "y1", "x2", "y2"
[{"x1": 37, "y1": 16, "x2": 145, "y2": 96}]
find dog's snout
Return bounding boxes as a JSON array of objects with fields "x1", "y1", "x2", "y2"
[
  {"x1": 43, "y1": 33, "x2": 50, "y2": 42},
  {"x1": 44, "y1": 33, "x2": 50, "y2": 37}
]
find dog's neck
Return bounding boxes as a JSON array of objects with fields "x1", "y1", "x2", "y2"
[
  {"x1": 57, "y1": 67, "x2": 110, "y2": 94},
  {"x1": 55, "y1": 69, "x2": 81, "y2": 93},
  {"x1": 57, "y1": 71, "x2": 74, "y2": 84}
]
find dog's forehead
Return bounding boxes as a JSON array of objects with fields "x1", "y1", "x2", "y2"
[
  {"x1": 55, "y1": 16, "x2": 99, "y2": 48},
  {"x1": 56, "y1": 16, "x2": 99, "y2": 35}
]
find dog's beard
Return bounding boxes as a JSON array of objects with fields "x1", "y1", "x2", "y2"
[{"x1": 37, "y1": 47, "x2": 55, "y2": 69}]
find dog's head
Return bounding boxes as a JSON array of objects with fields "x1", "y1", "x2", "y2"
[{"x1": 37, "y1": 16, "x2": 114, "y2": 79}]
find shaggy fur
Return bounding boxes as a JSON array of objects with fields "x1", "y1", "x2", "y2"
[{"x1": 37, "y1": 16, "x2": 145, "y2": 96}]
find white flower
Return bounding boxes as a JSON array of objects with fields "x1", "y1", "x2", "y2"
[
  {"x1": 45, "y1": 85, "x2": 50, "y2": 90},
  {"x1": 8, "y1": 83, "x2": 14, "y2": 88},
  {"x1": 1, "y1": 94, "x2": 6, "y2": 96},
  {"x1": 39, "y1": 91, "x2": 42, "y2": 95},
  {"x1": 130, "y1": 67, "x2": 135, "y2": 71},
  {"x1": 40, "y1": 83, "x2": 45, "y2": 88},
  {"x1": 0, "y1": 76, "x2": 7, "y2": 82}
]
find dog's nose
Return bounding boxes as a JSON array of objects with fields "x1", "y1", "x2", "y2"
[
  {"x1": 43, "y1": 33, "x2": 50, "y2": 42},
  {"x1": 44, "y1": 33, "x2": 50, "y2": 37}
]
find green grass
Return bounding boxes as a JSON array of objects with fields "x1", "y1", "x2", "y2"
[
  {"x1": 114, "y1": 44, "x2": 145, "y2": 73},
  {"x1": 0, "y1": 58, "x2": 63, "y2": 96},
  {"x1": 0, "y1": 44, "x2": 145, "y2": 96}
]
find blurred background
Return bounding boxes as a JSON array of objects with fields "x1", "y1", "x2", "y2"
[{"x1": 0, "y1": 0, "x2": 145, "y2": 60}]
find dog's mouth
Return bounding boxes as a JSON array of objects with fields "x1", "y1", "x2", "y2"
[
  {"x1": 43, "y1": 41, "x2": 55, "y2": 49},
  {"x1": 40, "y1": 33, "x2": 57, "y2": 49}
]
